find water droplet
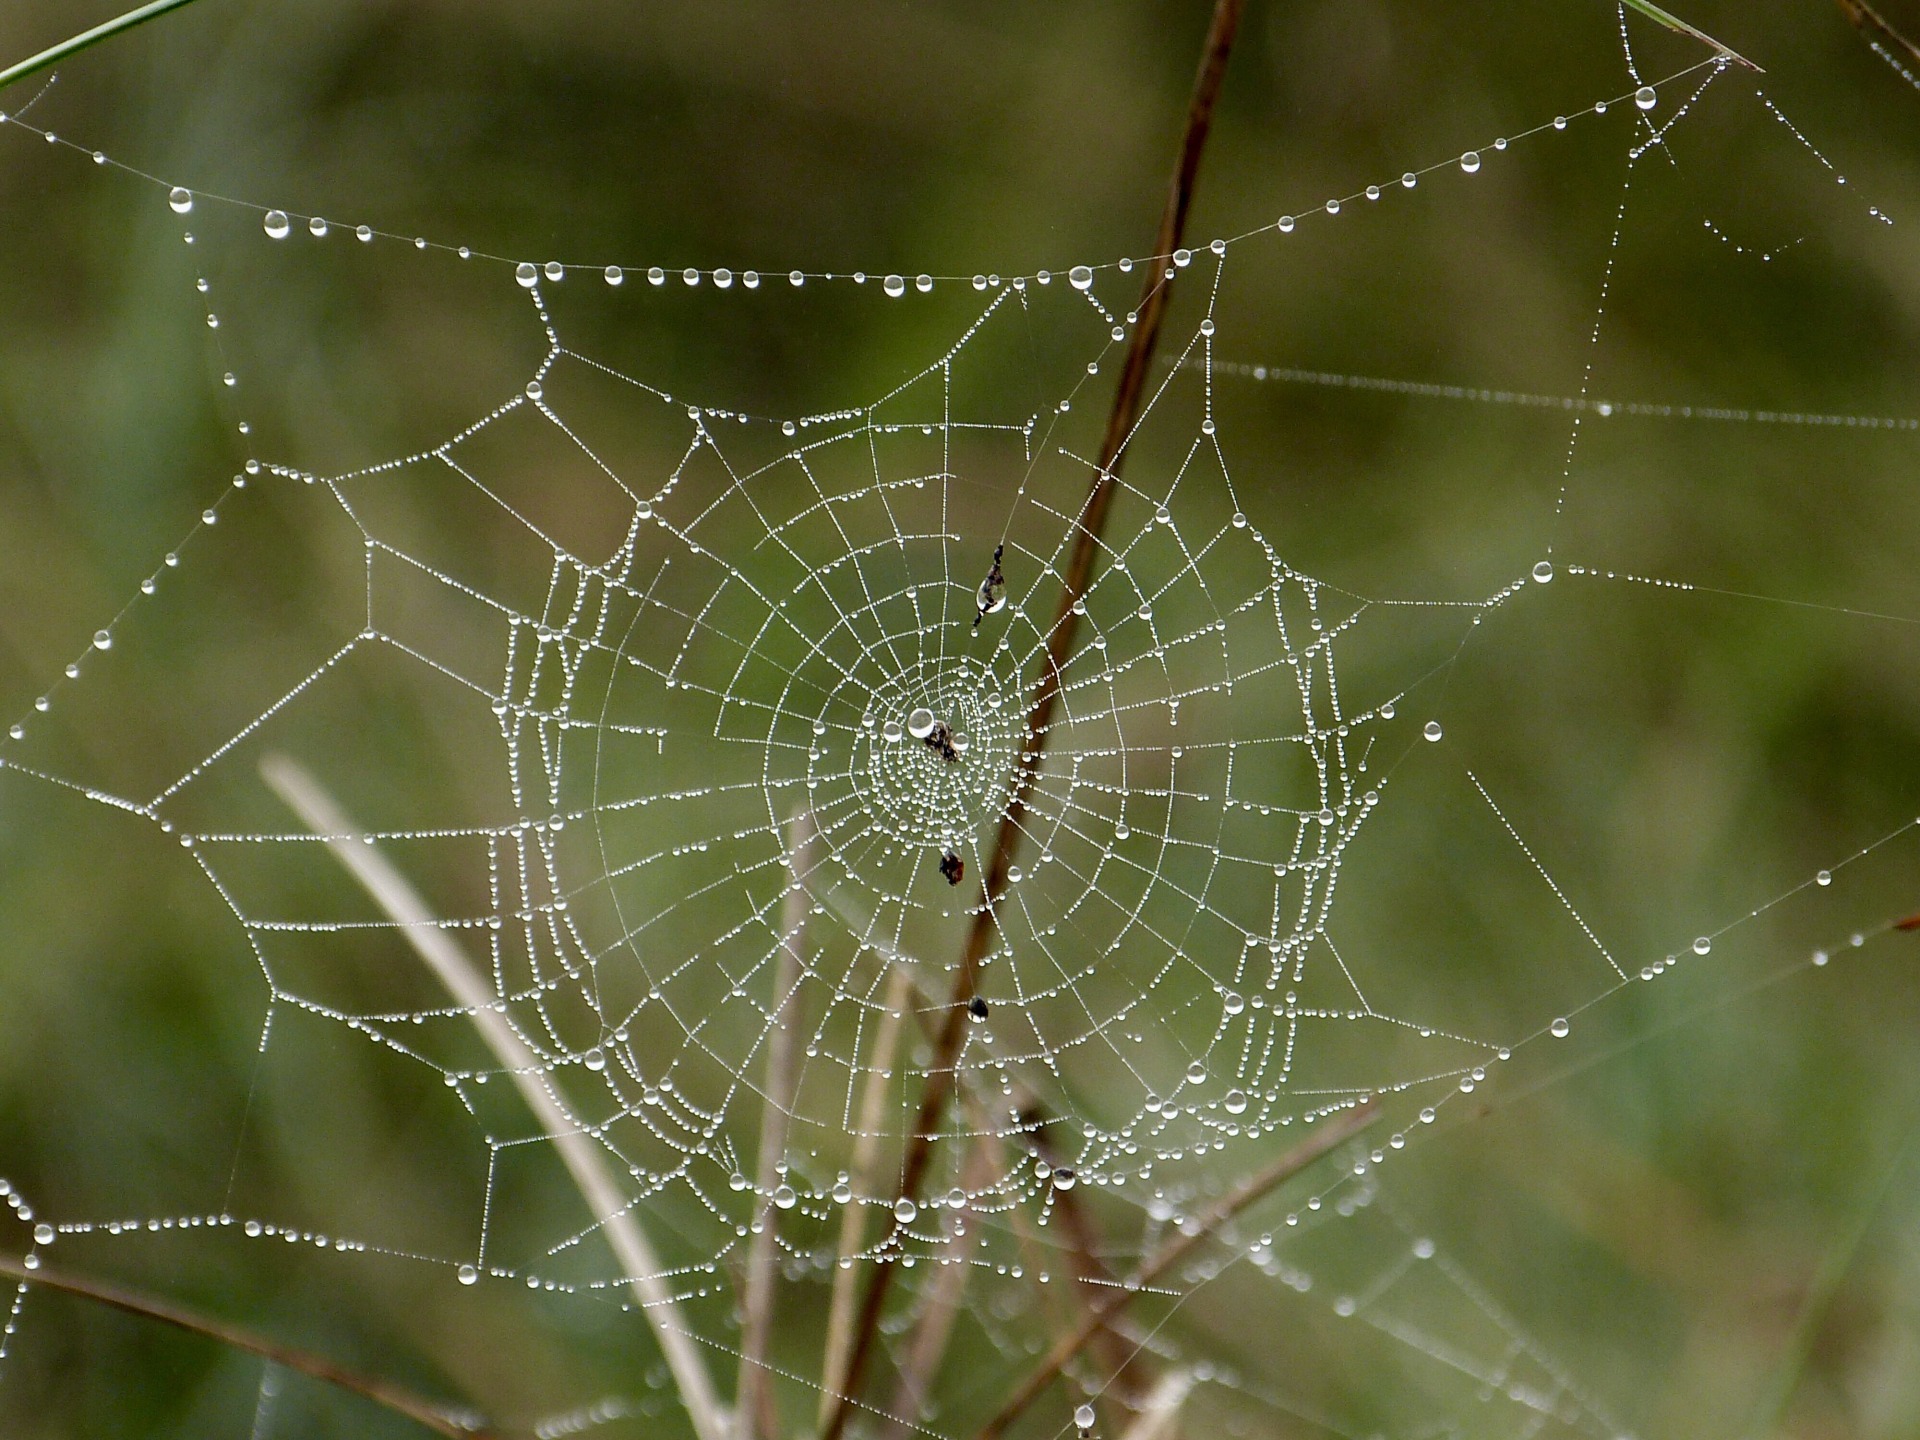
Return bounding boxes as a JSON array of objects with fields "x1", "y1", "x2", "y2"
[
  {"x1": 515, "y1": 261, "x2": 538, "y2": 288},
  {"x1": 357, "y1": 224, "x2": 373, "y2": 243},
  {"x1": 1185, "y1": 1060, "x2": 1207, "y2": 1085},
  {"x1": 789, "y1": 269, "x2": 805, "y2": 286},
  {"x1": 883, "y1": 274, "x2": 906, "y2": 297},
  {"x1": 915, "y1": 273, "x2": 933, "y2": 292},
  {"x1": 907, "y1": 707, "x2": 936, "y2": 739},
  {"x1": 263, "y1": 210, "x2": 290, "y2": 239},
  {"x1": 1223, "y1": 991, "x2": 1244, "y2": 1015},
  {"x1": 583, "y1": 1047, "x2": 605, "y2": 1071},
  {"x1": 1532, "y1": 560, "x2": 1554, "y2": 583},
  {"x1": 544, "y1": 260, "x2": 565, "y2": 282},
  {"x1": 773, "y1": 1184, "x2": 797, "y2": 1210},
  {"x1": 92, "y1": 630, "x2": 112, "y2": 651},
  {"x1": 1459, "y1": 151, "x2": 1481, "y2": 174},
  {"x1": 1402, "y1": 172, "x2": 1418, "y2": 188},
  {"x1": 1635, "y1": 86, "x2": 1657, "y2": 111},
  {"x1": 308, "y1": 215, "x2": 328, "y2": 238},
  {"x1": 1554, "y1": 115, "x2": 1568, "y2": 130},
  {"x1": 1069, "y1": 264, "x2": 1094, "y2": 290},
  {"x1": 1278, "y1": 215, "x2": 1295, "y2": 233},
  {"x1": 1550, "y1": 1017, "x2": 1570, "y2": 1038},
  {"x1": 1816, "y1": 869, "x2": 1832, "y2": 886},
  {"x1": 525, "y1": 380, "x2": 543, "y2": 401},
  {"x1": 1113, "y1": 823, "x2": 1130, "y2": 841},
  {"x1": 832, "y1": 1177, "x2": 853, "y2": 1204},
  {"x1": 32, "y1": 1224, "x2": 53, "y2": 1245},
  {"x1": 1324, "y1": 199, "x2": 1341, "y2": 215},
  {"x1": 893, "y1": 1197, "x2": 917, "y2": 1224},
  {"x1": 1231, "y1": 511, "x2": 1247, "y2": 528},
  {"x1": 458, "y1": 1264, "x2": 479, "y2": 1285},
  {"x1": 1074, "y1": 1403, "x2": 1096, "y2": 1432},
  {"x1": 1692, "y1": 936, "x2": 1712, "y2": 955},
  {"x1": 1007, "y1": 866, "x2": 1024, "y2": 884},
  {"x1": 636, "y1": 500, "x2": 653, "y2": 520},
  {"x1": 605, "y1": 265, "x2": 624, "y2": 285},
  {"x1": 1422, "y1": 720, "x2": 1443, "y2": 742},
  {"x1": 167, "y1": 187, "x2": 192, "y2": 214},
  {"x1": 882, "y1": 719, "x2": 903, "y2": 742},
  {"x1": 1224, "y1": 1089, "x2": 1247, "y2": 1114}
]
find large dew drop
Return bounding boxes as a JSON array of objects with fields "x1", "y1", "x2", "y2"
[
  {"x1": 1069, "y1": 264, "x2": 1094, "y2": 290},
  {"x1": 167, "y1": 187, "x2": 193, "y2": 214},
  {"x1": 1636, "y1": 85, "x2": 1658, "y2": 111},
  {"x1": 262, "y1": 210, "x2": 290, "y2": 239},
  {"x1": 1532, "y1": 560, "x2": 1554, "y2": 583},
  {"x1": 906, "y1": 707, "x2": 936, "y2": 739},
  {"x1": 1423, "y1": 720, "x2": 1443, "y2": 742}
]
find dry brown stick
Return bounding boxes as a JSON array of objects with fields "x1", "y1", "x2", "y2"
[
  {"x1": 738, "y1": 813, "x2": 815, "y2": 1439},
  {"x1": 818, "y1": 6, "x2": 1247, "y2": 1433},
  {"x1": 1836, "y1": 0, "x2": 1920, "y2": 68},
  {"x1": 975, "y1": 1100, "x2": 1380, "y2": 1440},
  {"x1": 0, "y1": 1251, "x2": 491, "y2": 1438}
]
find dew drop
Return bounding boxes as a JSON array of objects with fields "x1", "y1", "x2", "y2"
[
  {"x1": 1224, "y1": 1089, "x2": 1247, "y2": 1114},
  {"x1": 1816, "y1": 869, "x2": 1832, "y2": 886},
  {"x1": 1185, "y1": 1060, "x2": 1207, "y2": 1085},
  {"x1": 308, "y1": 216, "x2": 328, "y2": 238},
  {"x1": 32, "y1": 1223, "x2": 53, "y2": 1246},
  {"x1": 1460, "y1": 151, "x2": 1481, "y2": 174},
  {"x1": 525, "y1": 380, "x2": 543, "y2": 401},
  {"x1": 1692, "y1": 936, "x2": 1712, "y2": 955},
  {"x1": 1278, "y1": 215, "x2": 1295, "y2": 233},
  {"x1": 907, "y1": 707, "x2": 936, "y2": 739},
  {"x1": 605, "y1": 265, "x2": 624, "y2": 285},
  {"x1": 167, "y1": 187, "x2": 193, "y2": 214},
  {"x1": 1069, "y1": 264, "x2": 1094, "y2": 290},
  {"x1": 1422, "y1": 720, "x2": 1443, "y2": 742},
  {"x1": 915, "y1": 273, "x2": 933, "y2": 292},
  {"x1": 1636, "y1": 85, "x2": 1658, "y2": 111},
  {"x1": 544, "y1": 260, "x2": 565, "y2": 281},
  {"x1": 1401, "y1": 172, "x2": 1418, "y2": 188},
  {"x1": 92, "y1": 630, "x2": 112, "y2": 650},
  {"x1": 515, "y1": 261, "x2": 538, "y2": 288},
  {"x1": 583, "y1": 1047, "x2": 605, "y2": 1071},
  {"x1": 1074, "y1": 1403, "x2": 1096, "y2": 1433},
  {"x1": 832, "y1": 1177, "x2": 853, "y2": 1205},
  {"x1": 883, "y1": 274, "x2": 906, "y2": 297},
  {"x1": 773, "y1": 1184, "x2": 797, "y2": 1210},
  {"x1": 882, "y1": 719, "x2": 903, "y2": 742},
  {"x1": 1532, "y1": 560, "x2": 1554, "y2": 583},
  {"x1": 357, "y1": 224, "x2": 373, "y2": 243},
  {"x1": 458, "y1": 1264, "x2": 479, "y2": 1285},
  {"x1": 263, "y1": 210, "x2": 290, "y2": 239},
  {"x1": 893, "y1": 1197, "x2": 918, "y2": 1224},
  {"x1": 1550, "y1": 1017, "x2": 1570, "y2": 1038}
]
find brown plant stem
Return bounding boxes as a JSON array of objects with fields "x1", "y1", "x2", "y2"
[
  {"x1": 0, "y1": 1251, "x2": 490, "y2": 1438},
  {"x1": 738, "y1": 813, "x2": 815, "y2": 1439},
  {"x1": 1836, "y1": 0, "x2": 1920, "y2": 68},
  {"x1": 975, "y1": 1100, "x2": 1380, "y2": 1440},
  {"x1": 818, "y1": 5, "x2": 1247, "y2": 1433}
]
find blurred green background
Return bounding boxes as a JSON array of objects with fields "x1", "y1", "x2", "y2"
[{"x1": 5, "y1": 1, "x2": 1920, "y2": 1437}]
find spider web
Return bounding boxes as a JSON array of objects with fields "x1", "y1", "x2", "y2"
[{"x1": 2, "y1": 9, "x2": 1917, "y2": 1439}]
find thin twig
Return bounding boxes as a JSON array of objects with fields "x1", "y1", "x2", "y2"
[
  {"x1": 1619, "y1": 0, "x2": 1761, "y2": 69},
  {"x1": 0, "y1": 1251, "x2": 489, "y2": 1437},
  {"x1": 819, "y1": 5, "x2": 1248, "y2": 1432},
  {"x1": 0, "y1": 0, "x2": 208, "y2": 91},
  {"x1": 260, "y1": 755, "x2": 731, "y2": 1440},
  {"x1": 738, "y1": 813, "x2": 815, "y2": 1440},
  {"x1": 1835, "y1": 0, "x2": 1920, "y2": 69},
  {"x1": 975, "y1": 1100, "x2": 1381, "y2": 1440}
]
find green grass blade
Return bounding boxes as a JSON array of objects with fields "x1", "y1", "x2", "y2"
[
  {"x1": 0, "y1": 0, "x2": 209, "y2": 94},
  {"x1": 1621, "y1": 0, "x2": 1762, "y2": 70}
]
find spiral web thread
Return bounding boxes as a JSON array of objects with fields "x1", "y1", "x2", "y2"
[{"x1": 1, "y1": 15, "x2": 1915, "y2": 1440}]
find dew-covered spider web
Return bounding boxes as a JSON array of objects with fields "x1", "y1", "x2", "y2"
[{"x1": 5, "y1": 7, "x2": 1920, "y2": 1439}]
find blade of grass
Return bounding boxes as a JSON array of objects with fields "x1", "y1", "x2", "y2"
[
  {"x1": 975, "y1": 1100, "x2": 1381, "y2": 1440},
  {"x1": 0, "y1": 0, "x2": 210, "y2": 92},
  {"x1": 0, "y1": 1251, "x2": 491, "y2": 1438},
  {"x1": 818, "y1": 4, "x2": 1249, "y2": 1432},
  {"x1": 260, "y1": 755, "x2": 730, "y2": 1440},
  {"x1": 1620, "y1": 0, "x2": 1761, "y2": 69},
  {"x1": 1116, "y1": 1368, "x2": 1193, "y2": 1440},
  {"x1": 737, "y1": 813, "x2": 815, "y2": 1440}
]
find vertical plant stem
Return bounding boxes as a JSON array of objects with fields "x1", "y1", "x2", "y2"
[
  {"x1": 260, "y1": 755, "x2": 730, "y2": 1440},
  {"x1": 737, "y1": 813, "x2": 815, "y2": 1440},
  {"x1": 818, "y1": 5, "x2": 1248, "y2": 1434},
  {"x1": 817, "y1": 965, "x2": 916, "y2": 1424},
  {"x1": 1116, "y1": 1368, "x2": 1193, "y2": 1440}
]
